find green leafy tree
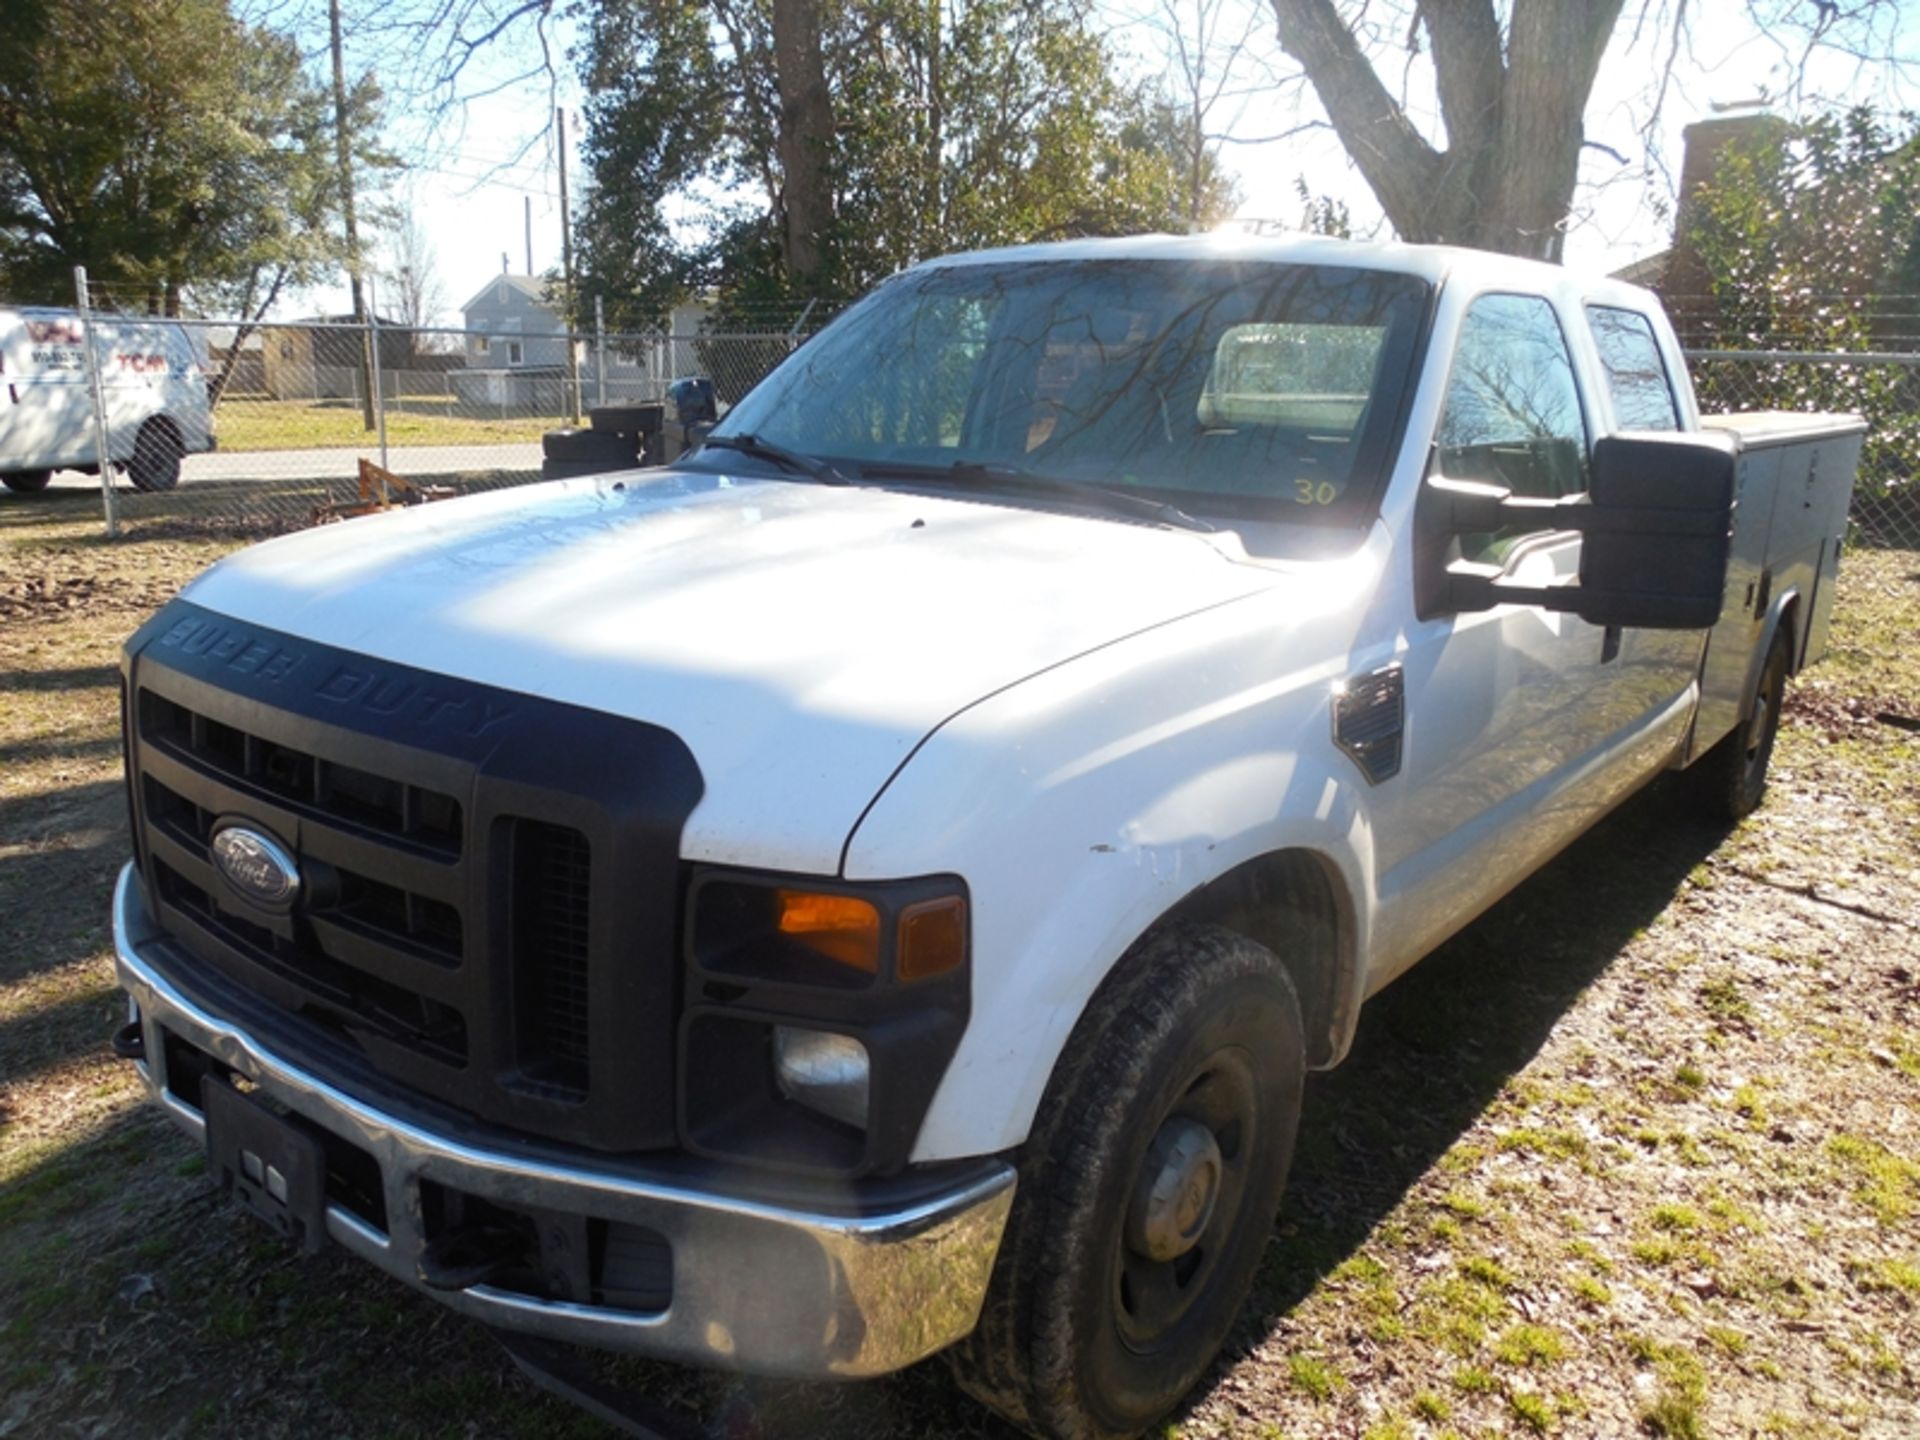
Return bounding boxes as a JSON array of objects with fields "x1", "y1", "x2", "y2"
[
  {"x1": 0, "y1": 0, "x2": 362, "y2": 317},
  {"x1": 573, "y1": 0, "x2": 1228, "y2": 330},
  {"x1": 1684, "y1": 107, "x2": 1920, "y2": 519}
]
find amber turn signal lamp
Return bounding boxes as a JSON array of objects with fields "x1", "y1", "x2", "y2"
[
  {"x1": 774, "y1": 889, "x2": 881, "y2": 973},
  {"x1": 897, "y1": 896, "x2": 967, "y2": 980}
]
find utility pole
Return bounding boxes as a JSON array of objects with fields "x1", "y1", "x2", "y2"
[
  {"x1": 329, "y1": 0, "x2": 375, "y2": 432},
  {"x1": 556, "y1": 106, "x2": 582, "y2": 422},
  {"x1": 524, "y1": 196, "x2": 533, "y2": 275}
]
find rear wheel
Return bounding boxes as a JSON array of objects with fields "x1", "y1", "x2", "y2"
[
  {"x1": 1, "y1": 470, "x2": 52, "y2": 494},
  {"x1": 949, "y1": 924, "x2": 1305, "y2": 1440},
  {"x1": 127, "y1": 419, "x2": 184, "y2": 492},
  {"x1": 1694, "y1": 626, "x2": 1791, "y2": 822}
]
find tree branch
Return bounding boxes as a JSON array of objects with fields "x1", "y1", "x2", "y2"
[{"x1": 1269, "y1": 0, "x2": 1446, "y2": 240}]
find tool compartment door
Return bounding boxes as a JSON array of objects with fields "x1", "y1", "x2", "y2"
[{"x1": 1685, "y1": 433, "x2": 1778, "y2": 761}]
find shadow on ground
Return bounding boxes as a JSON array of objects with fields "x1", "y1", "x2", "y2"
[{"x1": 1226, "y1": 774, "x2": 1727, "y2": 1369}]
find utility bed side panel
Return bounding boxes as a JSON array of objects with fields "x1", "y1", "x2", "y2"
[
  {"x1": 1686, "y1": 412, "x2": 1866, "y2": 762},
  {"x1": 1687, "y1": 443, "x2": 1779, "y2": 762}
]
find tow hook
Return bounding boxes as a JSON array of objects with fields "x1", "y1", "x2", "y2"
[
  {"x1": 417, "y1": 1225, "x2": 530, "y2": 1292},
  {"x1": 111, "y1": 1021, "x2": 145, "y2": 1061}
]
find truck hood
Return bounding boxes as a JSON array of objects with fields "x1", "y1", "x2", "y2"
[{"x1": 180, "y1": 469, "x2": 1275, "y2": 872}]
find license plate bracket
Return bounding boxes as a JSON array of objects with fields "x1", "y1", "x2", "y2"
[{"x1": 203, "y1": 1078, "x2": 328, "y2": 1255}]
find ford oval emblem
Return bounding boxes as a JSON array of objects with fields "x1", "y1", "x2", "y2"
[{"x1": 210, "y1": 824, "x2": 301, "y2": 911}]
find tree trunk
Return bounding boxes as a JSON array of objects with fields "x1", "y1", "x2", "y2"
[
  {"x1": 328, "y1": 0, "x2": 376, "y2": 430},
  {"x1": 208, "y1": 265, "x2": 288, "y2": 410},
  {"x1": 1270, "y1": 0, "x2": 1624, "y2": 259},
  {"x1": 772, "y1": 0, "x2": 834, "y2": 289}
]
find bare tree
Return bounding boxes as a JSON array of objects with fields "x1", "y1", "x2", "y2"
[
  {"x1": 1155, "y1": 0, "x2": 1268, "y2": 224},
  {"x1": 383, "y1": 211, "x2": 447, "y2": 346},
  {"x1": 1265, "y1": 0, "x2": 1917, "y2": 260},
  {"x1": 235, "y1": 0, "x2": 565, "y2": 175}
]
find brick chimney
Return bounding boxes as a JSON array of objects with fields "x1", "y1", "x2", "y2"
[{"x1": 1660, "y1": 112, "x2": 1790, "y2": 337}]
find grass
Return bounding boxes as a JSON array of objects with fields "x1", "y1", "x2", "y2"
[
  {"x1": 1826, "y1": 1134, "x2": 1920, "y2": 1225},
  {"x1": 1285, "y1": 1352, "x2": 1343, "y2": 1401},
  {"x1": 211, "y1": 398, "x2": 554, "y2": 451},
  {"x1": 1493, "y1": 1324, "x2": 1568, "y2": 1368},
  {"x1": 2, "y1": 504, "x2": 1918, "y2": 1438}
]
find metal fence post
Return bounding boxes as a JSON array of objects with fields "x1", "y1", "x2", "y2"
[
  {"x1": 73, "y1": 266, "x2": 120, "y2": 538},
  {"x1": 787, "y1": 297, "x2": 817, "y2": 353},
  {"x1": 366, "y1": 279, "x2": 390, "y2": 486},
  {"x1": 594, "y1": 296, "x2": 608, "y2": 408}
]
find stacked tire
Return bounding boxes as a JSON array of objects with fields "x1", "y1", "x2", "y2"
[{"x1": 540, "y1": 403, "x2": 665, "y2": 482}]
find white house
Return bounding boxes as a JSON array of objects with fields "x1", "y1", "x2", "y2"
[{"x1": 458, "y1": 275, "x2": 713, "y2": 370}]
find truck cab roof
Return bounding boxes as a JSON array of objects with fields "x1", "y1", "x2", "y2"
[{"x1": 914, "y1": 231, "x2": 1663, "y2": 312}]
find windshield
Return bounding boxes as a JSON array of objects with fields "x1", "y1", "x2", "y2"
[{"x1": 708, "y1": 258, "x2": 1430, "y2": 522}]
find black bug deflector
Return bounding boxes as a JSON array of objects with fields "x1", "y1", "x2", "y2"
[{"x1": 120, "y1": 598, "x2": 705, "y2": 1153}]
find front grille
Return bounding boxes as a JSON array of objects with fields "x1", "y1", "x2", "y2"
[
  {"x1": 123, "y1": 600, "x2": 703, "y2": 1153},
  {"x1": 140, "y1": 690, "x2": 463, "y2": 857},
  {"x1": 143, "y1": 771, "x2": 463, "y2": 966},
  {"x1": 512, "y1": 820, "x2": 594, "y2": 1096}
]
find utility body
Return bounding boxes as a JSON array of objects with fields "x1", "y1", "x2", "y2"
[{"x1": 109, "y1": 235, "x2": 1862, "y2": 1439}]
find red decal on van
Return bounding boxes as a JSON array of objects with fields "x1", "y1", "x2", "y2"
[{"x1": 24, "y1": 320, "x2": 85, "y2": 345}]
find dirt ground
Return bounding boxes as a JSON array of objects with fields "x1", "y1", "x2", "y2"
[{"x1": 1, "y1": 484, "x2": 1915, "y2": 1439}]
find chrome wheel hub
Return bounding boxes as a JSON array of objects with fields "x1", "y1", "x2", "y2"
[{"x1": 1126, "y1": 1117, "x2": 1223, "y2": 1262}]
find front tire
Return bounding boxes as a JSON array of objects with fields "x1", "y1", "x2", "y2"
[
  {"x1": 950, "y1": 924, "x2": 1305, "y2": 1440},
  {"x1": 127, "y1": 419, "x2": 184, "y2": 492},
  {"x1": 1693, "y1": 626, "x2": 1791, "y2": 822},
  {"x1": 1, "y1": 470, "x2": 52, "y2": 494}
]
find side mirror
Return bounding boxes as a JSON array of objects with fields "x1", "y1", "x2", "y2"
[{"x1": 1414, "y1": 431, "x2": 1736, "y2": 631}]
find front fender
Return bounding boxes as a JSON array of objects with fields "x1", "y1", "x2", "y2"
[{"x1": 843, "y1": 581, "x2": 1388, "y2": 1163}]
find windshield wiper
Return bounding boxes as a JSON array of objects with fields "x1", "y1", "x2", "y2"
[
  {"x1": 700, "y1": 432, "x2": 849, "y2": 485},
  {"x1": 855, "y1": 460, "x2": 1214, "y2": 533}
]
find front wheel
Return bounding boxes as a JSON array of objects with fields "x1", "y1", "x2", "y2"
[
  {"x1": 1, "y1": 470, "x2": 52, "y2": 494},
  {"x1": 950, "y1": 924, "x2": 1304, "y2": 1440},
  {"x1": 1693, "y1": 626, "x2": 1791, "y2": 822}
]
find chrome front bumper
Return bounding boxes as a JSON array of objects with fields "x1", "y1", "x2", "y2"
[{"x1": 111, "y1": 864, "x2": 1015, "y2": 1378}]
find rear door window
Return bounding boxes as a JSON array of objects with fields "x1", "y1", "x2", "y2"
[
  {"x1": 1438, "y1": 293, "x2": 1590, "y2": 500},
  {"x1": 1587, "y1": 305, "x2": 1679, "y2": 431}
]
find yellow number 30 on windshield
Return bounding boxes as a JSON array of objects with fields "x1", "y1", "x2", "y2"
[{"x1": 1294, "y1": 478, "x2": 1338, "y2": 505}]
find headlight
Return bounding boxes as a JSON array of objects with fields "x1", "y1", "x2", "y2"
[
  {"x1": 692, "y1": 877, "x2": 964, "y2": 985},
  {"x1": 680, "y1": 870, "x2": 972, "y2": 1176},
  {"x1": 773, "y1": 1026, "x2": 870, "y2": 1129}
]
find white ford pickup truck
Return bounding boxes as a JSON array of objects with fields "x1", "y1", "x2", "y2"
[{"x1": 110, "y1": 235, "x2": 1863, "y2": 1438}]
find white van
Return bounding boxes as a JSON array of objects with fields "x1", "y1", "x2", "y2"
[{"x1": 0, "y1": 307, "x2": 215, "y2": 493}]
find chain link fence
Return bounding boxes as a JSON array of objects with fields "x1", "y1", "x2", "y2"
[
  {"x1": 3, "y1": 270, "x2": 1915, "y2": 549},
  {"x1": 0, "y1": 268, "x2": 815, "y2": 536},
  {"x1": 1686, "y1": 349, "x2": 1920, "y2": 549}
]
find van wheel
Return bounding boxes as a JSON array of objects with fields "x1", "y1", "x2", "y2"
[
  {"x1": 949, "y1": 924, "x2": 1304, "y2": 1440},
  {"x1": 127, "y1": 420, "x2": 184, "y2": 492},
  {"x1": 1694, "y1": 626, "x2": 1791, "y2": 822},
  {"x1": 2, "y1": 470, "x2": 52, "y2": 494}
]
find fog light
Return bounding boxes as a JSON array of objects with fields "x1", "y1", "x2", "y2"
[{"x1": 772, "y1": 1026, "x2": 869, "y2": 1130}]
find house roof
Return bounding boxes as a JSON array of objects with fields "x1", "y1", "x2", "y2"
[
  {"x1": 458, "y1": 274, "x2": 551, "y2": 314},
  {"x1": 1611, "y1": 251, "x2": 1667, "y2": 286}
]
